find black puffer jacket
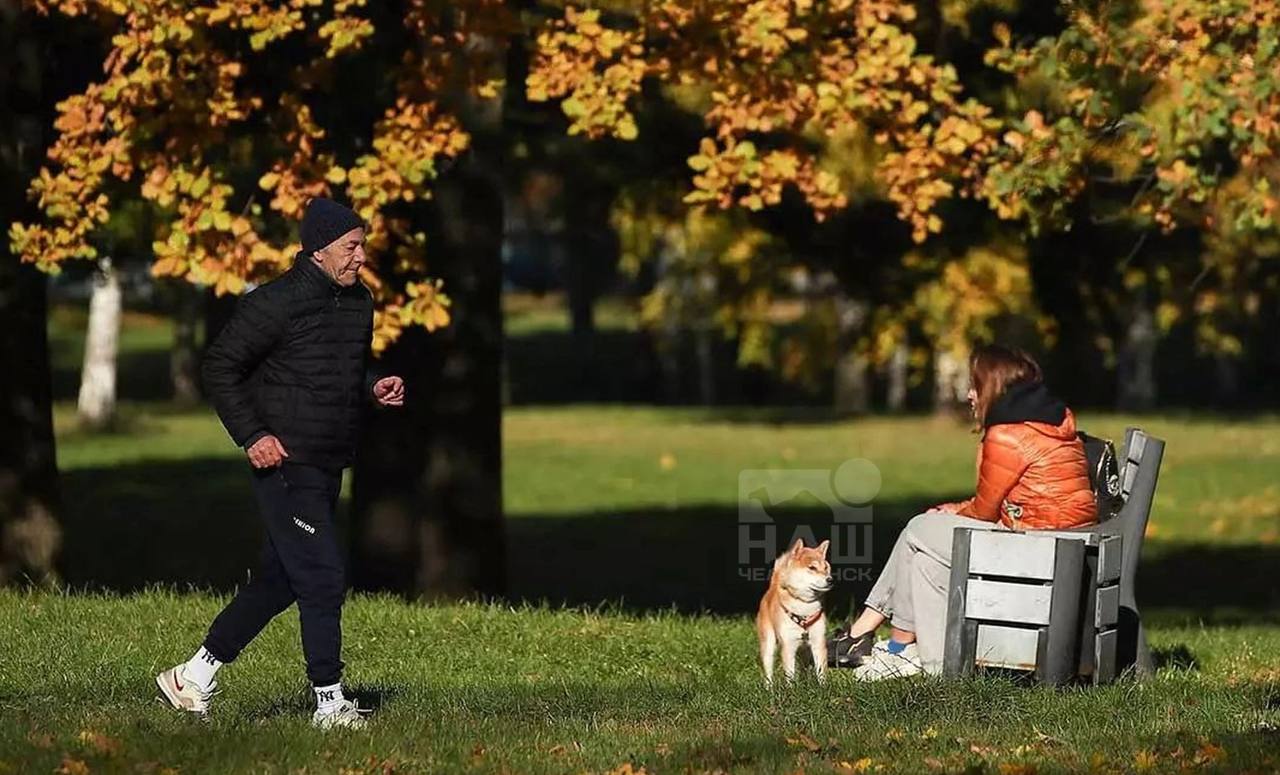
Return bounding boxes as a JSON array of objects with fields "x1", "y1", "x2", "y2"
[{"x1": 203, "y1": 254, "x2": 377, "y2": 470}]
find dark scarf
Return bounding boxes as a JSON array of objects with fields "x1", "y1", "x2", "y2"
[{"x1": 983, "y1": 380, "x2": 1067, "y2": 428}]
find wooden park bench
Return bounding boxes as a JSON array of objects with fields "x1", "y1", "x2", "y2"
[{"x1": 942, "y1": 428, "x2": 1166, "y2": 684}]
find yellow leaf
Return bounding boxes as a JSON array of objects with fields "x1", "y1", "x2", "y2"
[
  {"x1": 326, "y1": 166, "x2": 347, "y2": 185},
  {"x1": 55, "y1": 758, "x2": 90, "y2": 775},
  {"x1": 688, "y1": 154, "x2": 712, "y2": 172},
  {"x1": 258, "y1": 171, "x2": 281, "y2": 190},
  {"x1": 151, "y1": 256, "x2": 187, "y2": 277}
]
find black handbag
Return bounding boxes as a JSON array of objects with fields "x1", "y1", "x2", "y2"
[{"x1": 1078, "y1": 431, "x2": 1123, "y2": 521}]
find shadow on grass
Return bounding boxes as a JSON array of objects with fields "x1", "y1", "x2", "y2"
[
  {"x1": 506, "y1": 508, "x2": 1280, "y2": 622},
  {"x1": 56, "y1": 458, "x2": 1280, "y2": 626},
  {"x1": 243, "y1": 685, "x2": 403, "y2": 721},
  {"x1": 59, "y1": 457, "x2": 267, "y2": 590},
  {"x1": 49, "y1": 342, "x2": 175, "y2": 403},
  {"x1": 1152, "y1": 644, "x2": 1199, "y2": 671}
]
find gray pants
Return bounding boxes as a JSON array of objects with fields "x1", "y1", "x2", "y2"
[{"x1": 864, "y1": 512, "x2": 995, "y2": 674}]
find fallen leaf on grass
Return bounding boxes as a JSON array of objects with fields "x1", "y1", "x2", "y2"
[
  {"x1": 1031, "y1": 728, "x2": 1065, "y2": 746},
  {"x1": 56, "y1": 758, "x2": 90, "y2": 775},
  {"x1": 1193, "y1": 740, "x2": 1227, "y2": 767},
  {"x1": 884, "y1": 728, "x2": 904, "y2": 743},
  {"x1": 836, "y1": 757, "x2": 875, "y2": 773},
  {"x1": 604, "y1": 765, "x2": 648, "y2": 775},
  {"x1": 786, "y1": 733, "x2": 823, "y2": 753},
  {"x1": 76, "y1": 731, "x2": 121, "y2": 757},
  {"x1": 1133, "y1": 749, "x2": 1159, "y2": 771},
  {"x1": 997, "y1": 764, "x2": 1038, "y2": 775}
]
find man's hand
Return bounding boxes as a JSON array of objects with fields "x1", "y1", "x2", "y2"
[
  {"x1": 372, "y1": 376, "x2": 405, "y2": 407},
  {"x1": 247, "y1": 434, "x2": 289, "y2": 469}
]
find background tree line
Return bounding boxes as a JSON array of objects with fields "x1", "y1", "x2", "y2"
[{"x1": 2, "y1": 0, "x2": 1278, "y2": 593}]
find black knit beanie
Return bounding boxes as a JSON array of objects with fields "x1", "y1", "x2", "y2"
[{"x1": 300, "y1": 197, "x2": 364, "y2": 254}]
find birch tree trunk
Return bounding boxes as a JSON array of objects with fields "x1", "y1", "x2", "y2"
[
  {"x1": 885, "y1": 342, "x2": 909, "y2": 412},
  {"x1": 933, "y1": 348, "x2": 969, "y2": 412},
  {"x1": 77, "y1": 258, "x2": 122, "y2": 429}
]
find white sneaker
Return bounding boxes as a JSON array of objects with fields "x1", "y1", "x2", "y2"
[
  {"x1": 155, "y1": 665, "x2": 218, "y2": 716},
  {"x1": 853, "y1": 641, "x2": 924, "y2": 681},
  {"x1": 311, "y1": 699, "x2": 369, "y2": 730}
]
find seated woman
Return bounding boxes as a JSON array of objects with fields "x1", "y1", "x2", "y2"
[{"x1": 828, "y1": 344, "x2": 1097, "y2": 679}]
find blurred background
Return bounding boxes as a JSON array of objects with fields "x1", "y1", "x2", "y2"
[{"x1": 1, "y1": 0, "x2": 1277, "y2": 622}]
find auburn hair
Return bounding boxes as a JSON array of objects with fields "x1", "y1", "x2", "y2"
[{"x1": 969, "y1": 344, "x2": 1043, "y2": 427}]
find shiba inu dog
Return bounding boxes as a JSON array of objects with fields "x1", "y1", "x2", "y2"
[{"x1": 756, "y1": 538, "x2": 833, "y2": 685}]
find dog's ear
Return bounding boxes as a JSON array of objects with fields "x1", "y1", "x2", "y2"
[
  {"x1": 817, "y1": 539, "x2": 830, "y2": 557},
  {"x1": 789, "y1": 538, "x2": 805, "y2": 557}
]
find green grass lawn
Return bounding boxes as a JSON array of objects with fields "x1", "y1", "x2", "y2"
[
  {"x1": 9, "y1": 303, "x2": 1277, "y2": 773},
  {"x1": 3, "y1": 403, "x2": 1278, "y2": 773}
]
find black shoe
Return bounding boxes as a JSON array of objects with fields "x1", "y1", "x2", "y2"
[{"x1": 827, "y1": 629, "x2": 875, "y2": 668}]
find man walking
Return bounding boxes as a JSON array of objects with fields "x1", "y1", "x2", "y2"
[{"x1": 156, "y1": 198, "x2": 405, "y2": 729}]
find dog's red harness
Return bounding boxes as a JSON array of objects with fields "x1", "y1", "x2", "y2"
[{"x1": 783, "y1": 606, "x2": 822, "y2": 629}]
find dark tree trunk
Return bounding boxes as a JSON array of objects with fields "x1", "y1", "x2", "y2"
[
  {"x1": 169, "y1": 282, "x2": 202, "y2": 405},
  {"x1": 561, "y1": 184, "x2": 617, "y2": 399},
  {"x1": 694, "y1": 324, "x2": 715, "y2": 405},
  {"x1": 350, "y1": 155, "x2": 506, "y2": 599},
  {"x1": 349, "y1": 30, "x2": 508, "y2": 597},
  {"x1": 0, "y1": 259, "x2": 62, "y2": 586},
  {"x1": 1212, "y1": 353, "x2": 1240, "y2": 408},
  {"x1": 0, "y1": 1, "x2": 88, "y2": 585},
  {"x1": 1116, "y1": 292, "x2": 1157, "y2": 412},
  {"x1": 832, "y1": 294, "x2": 870, "y2": 416}
]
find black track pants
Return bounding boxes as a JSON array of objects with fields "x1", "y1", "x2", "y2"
[{"x1": 203, "y1": 462, "x2": 346, "y2": 686}]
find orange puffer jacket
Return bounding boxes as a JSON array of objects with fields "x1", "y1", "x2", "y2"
[{"x1": 945, "y1": 408, "x2": 1098, "y2": 529}]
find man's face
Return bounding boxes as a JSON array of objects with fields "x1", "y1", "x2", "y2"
[{"x1": 313, "y1": 226, "x2": 366, "y2": 287}]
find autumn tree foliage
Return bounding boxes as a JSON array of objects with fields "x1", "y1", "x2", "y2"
[
  {"x1": 8, "y1": 0, "x2": 481, "y2": 352},
  {"x1": 529, "y1": 1, "x2": 998, "y2": 244},
  {"x1": 530, "y1": 0, "x2": 1280, "y2": 395}
]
